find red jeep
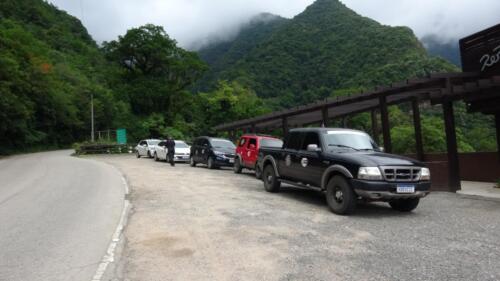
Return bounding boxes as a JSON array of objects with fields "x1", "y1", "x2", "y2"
[{"x1": 234, "y1": 134, "x2": 283, "y2": 178}]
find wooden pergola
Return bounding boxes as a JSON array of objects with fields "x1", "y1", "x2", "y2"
[
  {"x1": 215, "y1": 72, "x2": 500, "y2": 192},
  {"x1": 215, "y1": 24, "x2": 500, "y2": 192}
]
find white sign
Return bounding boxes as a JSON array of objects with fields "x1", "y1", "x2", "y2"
[{"x1": 480, "y1": 45, "x2": 500, "y2": 72}]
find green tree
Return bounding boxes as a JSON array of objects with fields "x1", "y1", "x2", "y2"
[
  {"x1": 195, "y1": 81, "x2": 271, "y2": 135},
  {"x1": 103, "y1": 24, "x2": 207, "y2": 117}
]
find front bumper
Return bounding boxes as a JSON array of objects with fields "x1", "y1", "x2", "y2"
[
  {"x1": 351, "y1": 179, "x2": 431, "y2": 200},
  {"x1": 214, "y1": 156, "x2": 235, "y2": 167}
]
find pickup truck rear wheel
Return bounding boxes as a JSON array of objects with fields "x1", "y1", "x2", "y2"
[
  {"x1": 154, "y1": 152, "x2": 159, "y2": 161},
  {"x1": 233, "y1": 158, "x2": 243, "y2": 174},
  {"x1": 263, "y1": 165, "x2": 280, "y2": 192},
  {"x1": 389, "y1": 198, "x2": 420, "y2": 212},
  {"x1": 136, "y1": 151, "x2": 140, "y2": 158},
  {"x1": 326, "y1": 176, "x2": 357, "y2": 215}
]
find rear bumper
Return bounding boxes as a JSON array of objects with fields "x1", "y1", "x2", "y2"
[
  {"x1": 173, "y1": 155, "x2": 190, "y2": 162},
  {"x1": 351, "y1": 179, "x2": 431, "y2": 200}
]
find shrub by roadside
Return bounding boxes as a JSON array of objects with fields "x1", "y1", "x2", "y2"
[{"x1": 73, "y1": 141, "x2": 131, "y2": 155}]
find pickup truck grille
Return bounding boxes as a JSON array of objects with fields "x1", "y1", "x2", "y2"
[{"x1": 381, "y1": 166, "x2": 421, "y2": 182}]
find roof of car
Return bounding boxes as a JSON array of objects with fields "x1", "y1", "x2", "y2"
[
  {"x1": 289, "y1": 127, "x2": 366, "y2": 134},
  {"x1": 240, "y1": 134, "x2": 280, "y2": 140}
]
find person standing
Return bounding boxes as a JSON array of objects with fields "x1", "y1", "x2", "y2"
[{"x1": 166, "y1": 136, "x2": 176, "y2": 166}]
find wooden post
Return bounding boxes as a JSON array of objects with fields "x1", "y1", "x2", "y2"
[
  {"x1": 371, "y1": 109, "x2": 379, "y2": 145},
  {"x1": 282, "y1": 117, "x2": 289, "y2": 137},
  {"x1": 495, "y1": 113, "x2": 500, "y2": 163},
  {"x1": 443, "y1": 100, "x2": 461, "y2": 192},
  {"x1": 379, "y1": 95, "x2": 392, "y2": 153},
  {"x1": 250, "y1": 124, "x2": 256, "y2": 134},
  {"x1": 322, "y1": 107, "x2": 329, "y2": 127},
  {"x1": 412, "y1": 98, "x2": 424, "y2": 161},
  {"x1": 342, "y1": 116, "x2": 348, "y2": 128}
]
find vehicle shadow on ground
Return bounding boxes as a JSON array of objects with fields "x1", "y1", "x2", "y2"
[{"x1": 276, "y1": 186, "x2": 413, "y2": 218}]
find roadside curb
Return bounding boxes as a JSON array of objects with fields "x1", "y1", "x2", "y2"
[{"x1": 91, "y1": 165, "x2": 132, "y2": 281}]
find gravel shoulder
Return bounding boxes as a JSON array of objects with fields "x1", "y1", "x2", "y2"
[{"x1": 90, "y1": 154, "x2": 500, "y2": 281}]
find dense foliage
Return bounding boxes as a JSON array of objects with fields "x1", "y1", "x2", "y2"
[{"x1": 0, "y1": 0, "x2": 124, "y2": 153}]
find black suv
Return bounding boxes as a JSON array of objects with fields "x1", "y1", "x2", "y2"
[
  {"x1": 257, "y1": 128, "x2": 431, "y2": 215},
  {"x1": 190, "y1": 137, "x2": 236, "y2": 169}
]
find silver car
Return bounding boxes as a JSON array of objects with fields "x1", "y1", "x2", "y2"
[
  {"x1": 154, "y1": 140, "x2": 191, "y2": 163},
  {"x1": 136, "y1": 139, "x2": 161, "y2": 158}
]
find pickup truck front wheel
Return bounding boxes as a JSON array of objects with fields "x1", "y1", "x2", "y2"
[
  {"x1": 326, "y1": 176, "x2": 357, "y2": 215},
  {"x1": 263, "y1": 165, "x2": 280, "y2": 193},
  {"x1": 207, "y1": 157, "x2": 216, "y2": 169},
  {"x1": 389, "y1": 198, "x2": 420, "y2": 212}
]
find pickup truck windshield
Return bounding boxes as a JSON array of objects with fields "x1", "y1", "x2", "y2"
[
  {"x1": 324, "y1": 131, "x2": 376, "y2": 150},
  {"x1": 211, "y1": 139, "x2": 236, "y2": 149}
]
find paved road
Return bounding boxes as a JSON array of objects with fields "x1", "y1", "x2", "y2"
[
  {"x1": 93, "y1": 154, "x2": 500, "y2": 281},
  {"x1": 0, "y1": 150, "x2": 125, "y2": 281}
]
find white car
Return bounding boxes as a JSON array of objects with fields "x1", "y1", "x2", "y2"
[
  {"x1": 136, "y1": 139, "x2": 161, "y2": 158},
  {"x1": 154, "y1": 140, "x2": 191, "y2": 163}
]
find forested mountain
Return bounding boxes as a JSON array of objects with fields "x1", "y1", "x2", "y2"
[
  {"x1": 0, "y1": 0, "x2": 123, "y2": 152},
  {"x1": 196, "y1": 0, "x2": 457, "y2": 107},
  {"x1": 195, "y1": 13, "x2": 288, "y2": 92},
  {"x1": 421, "y1": 35, "x2": 462, "y2": 67}
]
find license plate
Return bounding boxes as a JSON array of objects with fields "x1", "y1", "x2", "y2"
[
  {"x1": 229, "y1": 159, "x2": 234, "y2": 163},
  {"x1": 397, "y1": 184, "x2": 415, "y2": 194}
]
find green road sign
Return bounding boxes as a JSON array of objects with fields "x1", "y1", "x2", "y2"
[{"x1": 116, "y1": 129, "x2": 127, "y2": 144}]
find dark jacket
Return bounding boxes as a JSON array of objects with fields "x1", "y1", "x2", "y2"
[{"x1": 166, "y1": 139, "x2": 175, "y2": 154}]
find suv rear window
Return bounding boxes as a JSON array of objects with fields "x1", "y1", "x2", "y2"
[
  {"x1": 238, "y1": 138, "x2": 247, "y2": 147},
  {"x1": 260, "y1": 139, "x2": 283, "y2": 148},
  {"x1": 248, "y1": 138, "x2": 257, "y2": 148}
]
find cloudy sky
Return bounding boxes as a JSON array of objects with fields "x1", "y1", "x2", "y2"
[{"x1": 48, "y1": 0, "x2": 500, "y2": 49}]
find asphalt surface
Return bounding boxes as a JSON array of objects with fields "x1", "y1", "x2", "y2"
[
  {"x1": 92, "y1": 154, "x2": 500, "y2": 281},
  {"x1": 0, "y1": 150, "x2": 125, "y2": 281}
]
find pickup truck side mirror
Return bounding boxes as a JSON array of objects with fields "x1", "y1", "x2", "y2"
[{"x1": 307, "y1": 144, "x2": 321, "y2": 152}]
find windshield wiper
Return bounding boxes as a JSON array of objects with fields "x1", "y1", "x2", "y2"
[{"x1": 328, "y1": 144, "x2": 359, "y2": 151}]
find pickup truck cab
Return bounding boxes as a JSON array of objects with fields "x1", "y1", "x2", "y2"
[
  {"x1": 234, "y1": 134, "x2": 283, "y2": 178},
  {"x1": 257, "y1": 128, "x2": 431, "y2": 215}
]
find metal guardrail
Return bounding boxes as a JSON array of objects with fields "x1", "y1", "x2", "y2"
[{"x1": 75, "y1": 144, "x2": 130, "y2": 155}]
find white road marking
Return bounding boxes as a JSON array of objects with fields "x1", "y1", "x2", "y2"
[{"x1": 91, "y1": 167, "x2": 131, "y2": 281}]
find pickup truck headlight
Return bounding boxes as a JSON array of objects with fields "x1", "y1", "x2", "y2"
[
  {"x1": 358, "y1": 167, "x2": 383, "y2": 181},
  {"x1": 420, "y1": 167, "x2": 431, "y2": 181}
]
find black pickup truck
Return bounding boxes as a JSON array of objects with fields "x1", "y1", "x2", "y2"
[{"x1": 257, "y1": 128, "x2": 431, "y2": 215}]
